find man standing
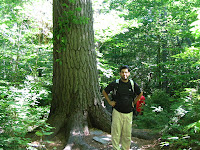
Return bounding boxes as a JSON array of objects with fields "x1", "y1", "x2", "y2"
[{"x1": 102, "y1": 65, "x2": 143, "y2": 150}]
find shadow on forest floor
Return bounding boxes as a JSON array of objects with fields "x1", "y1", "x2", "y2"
[{"x1": 27, "y1": 128, "x2": 160, "y2": 150}]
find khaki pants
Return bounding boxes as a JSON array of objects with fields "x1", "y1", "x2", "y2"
[{"x1": 111, "y1": 109, "x2": 133, "y2": 150}]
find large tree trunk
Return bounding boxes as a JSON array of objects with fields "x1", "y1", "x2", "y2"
[{"x1": 47, "y1": 0, "x2": 111, "y2": 149}]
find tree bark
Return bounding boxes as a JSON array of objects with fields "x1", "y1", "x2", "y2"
[{"x1": 47, "y1": 0, "x2": 111, "y2": 149}]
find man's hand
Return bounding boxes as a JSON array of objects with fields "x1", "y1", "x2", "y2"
[
  {"x1": 133, "y1": 91, "x2": 143, "y2": 105},
  {"x1": 102, "y1": 90, "x2": 116, "y2": 107},
  {"x1": 109, "y1": 101, "x2": 116, "y2": 107}
]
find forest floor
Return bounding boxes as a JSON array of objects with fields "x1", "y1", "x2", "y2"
[{"x1": 28, "y1": 128, "x2": 161, "y2": 150}]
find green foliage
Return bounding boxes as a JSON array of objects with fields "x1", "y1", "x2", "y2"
[
  {"x1": 135, "y1": 90, "x2": 172, "y2": 130},
  {"x1": 35, "y1": 122, "x2": 54, "y2": 141},
  {"x1": 186, "y1": 120, "x2": 200, "y2": 134},
  {"x1": 160, "y1": 89, "x2": 200, "y2": 149},
  {"x1": 148, "y1": 89, "x2": 172, "y2": 110},
  {"x1": 0, "y1": 0, "x2": 53, "y2": 149},
  {"x1": 162, "y1": 47, "x2": 200, "y2": 96},
  {"x1": 0, "y1": 0, "x2": 53, "y2": 83},
  {"x1": 99, "y1": 0, "x2": 200, "y2": 97},
  {"x1": 135, "y1": 106, "x2": 170, "y2": 130},
  {"x1": 97, "y1": 4, "x2": 200, "y2": 149},
  {"x1": 134, "y1": 88, "x2": 200, "y2": 149},
  {"x1": 0, "y1": 0, "x2": 199, "y2": 149},
  {"x1": 0, "y1": 86, "x2": 30, "y2": 149},
  {"x1": 0, "y1": 77, "x2": 52, "y2": 149}
]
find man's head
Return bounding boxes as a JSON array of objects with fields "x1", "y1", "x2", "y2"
[{"x1": 119, "y1": 65, "x2": 130, "y2": 81}]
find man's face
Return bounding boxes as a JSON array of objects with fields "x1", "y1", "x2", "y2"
[{"x1": 120, "y1": 69, "x2": 130, "y2": 80}]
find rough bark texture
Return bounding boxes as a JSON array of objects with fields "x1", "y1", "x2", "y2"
[{"x1": 47, "y1": 0, "x2": 111, "y2": 149}]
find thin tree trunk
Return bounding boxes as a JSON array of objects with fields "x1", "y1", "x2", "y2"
[{"x1": 157, "y1": 36, "x2": 161, "y2": 88}]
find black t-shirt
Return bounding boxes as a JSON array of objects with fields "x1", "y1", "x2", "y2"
[{"x1": 104, "y1": 79, "x2": 141, "y2": 113}]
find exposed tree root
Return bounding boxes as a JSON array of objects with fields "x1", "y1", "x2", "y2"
[
  {"x1": 63, "y1": 135, "x2": 96, "y2": 150},
  {"x1": 88, "y1": 104, "x2": 112, "y2": 133},
  {"x1": 44, "y1": 104, "x2": 111, "y2": 149}
]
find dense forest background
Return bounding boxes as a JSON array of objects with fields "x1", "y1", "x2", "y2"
[{"x1": 0, "y1": 0, "x2": 200, "y2": 149}]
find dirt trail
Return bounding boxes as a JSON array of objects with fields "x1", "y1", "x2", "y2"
[
  {"x1": 29, "y1": 129, "x2": 160, "y2": 150},
  {"x1": 84, "y1": 130, "x2": 160, "y2": 150}
]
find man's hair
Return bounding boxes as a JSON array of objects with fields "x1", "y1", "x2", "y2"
[{"x1": 119, "y1": 65, "x2": 130, "y2": 72}]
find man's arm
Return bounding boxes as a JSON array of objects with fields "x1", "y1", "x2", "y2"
[
  {"x1": 102, "y1": 90, "x2": 116, "y2": 107},
  {"x1": 133, "y1": 91, "x2": 143, "y2": 105}
]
